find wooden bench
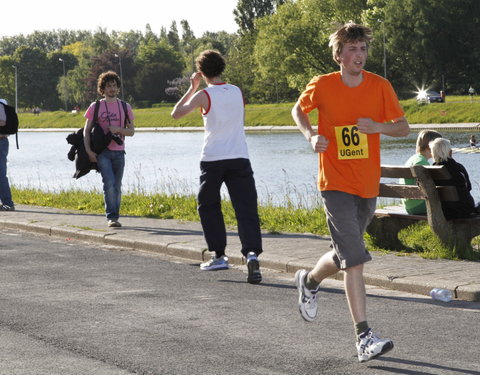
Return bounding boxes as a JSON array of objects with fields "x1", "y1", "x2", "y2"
[{"x1": 366, "y1": 164, "x2": 480, "y2": 258}]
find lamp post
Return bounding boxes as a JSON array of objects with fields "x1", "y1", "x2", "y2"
[
  {"x1": 114, "y1": 53, "x2": 125, "y2": 100},
  {"x1": 58, "y1": 58, "x2": 67, "y2": 111},
  {"x1": 12, "y1": 65, "x2": 17, "y2": 112},
  {"x1": 377, "y1": 19, "x2": 387, "y2": 79}
]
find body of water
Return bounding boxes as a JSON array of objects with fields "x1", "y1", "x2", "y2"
[{"x1": 7, "y1": 130, "x2": 480, "y2": 207}]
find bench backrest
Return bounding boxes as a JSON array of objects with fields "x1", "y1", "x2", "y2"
[{"x1": 379, "y1": 165, "x2": 459, "y2": 202}]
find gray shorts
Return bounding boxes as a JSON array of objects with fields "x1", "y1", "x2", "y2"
[{"x1": 321, "y1": 190, "x2": 377, "y2": 270}]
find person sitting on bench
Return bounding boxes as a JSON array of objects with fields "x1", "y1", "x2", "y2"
[
  {"x1": 430, "y1": 137, "x2": 476, "y2": 219},
  {"x1": 402, "y1": 130, "x2": 442, "y2": 214}
]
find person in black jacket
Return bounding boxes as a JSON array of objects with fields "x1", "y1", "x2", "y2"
[
  {"x1": 429, "y1": 137, "x2": 476, "y2": 219},
  {"x1": 0, "y1": 99, "x2": 14, "y2": 211}
]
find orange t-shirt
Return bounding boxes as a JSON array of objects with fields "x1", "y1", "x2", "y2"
[{"x1": 298, "y1": 70, "x2": 404, "y2": 198}]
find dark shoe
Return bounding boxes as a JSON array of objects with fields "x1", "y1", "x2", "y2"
[
  {"x1": 0, "y1": 204, "x2": 15, "y2": 211},
  {"x1": 246, "y1": 252, "x2": 262, "y2": 284}
]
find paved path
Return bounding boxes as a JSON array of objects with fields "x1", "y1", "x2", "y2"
[{"x1": 1, "y1": 205, "x2": 479, "y2": 301}]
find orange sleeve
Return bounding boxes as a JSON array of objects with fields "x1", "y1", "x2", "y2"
[
  {"x1": 382, "y1": 80, "x2": 405, "y2": 122},
  {"x1": 298, "y1": 76, "x2": 321, "y2": 114}
]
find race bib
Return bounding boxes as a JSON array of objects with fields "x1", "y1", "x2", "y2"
[{"x1": 334, "y1": 125, "x2": 369, "y2": 160}]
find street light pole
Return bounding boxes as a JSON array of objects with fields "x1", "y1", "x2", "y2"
[
  {"x1": 378, "y1": 19, "x2": 387, "y2": 79},
  {"x1": 58, "y1": 58, "x2": 67, "y2": 111},
  {"x1": 114, "y1": 54, "x2": 125, "y2": 100},
  {"x1": 12, "y1": 65, "x2": 17, "y2": 112}
]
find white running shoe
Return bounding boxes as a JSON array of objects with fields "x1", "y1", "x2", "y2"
[
  {"x1": 107, "y1": 220, "x2": 122, "y2": 228},
  {"x1": 356, "y1": 329, "x2": 394, "y2": 362},
  {"x1": 200, "y1": 255, "x2": 229, "y2": 271},
  {"x1": 295, "y1": 269, "x2": 319, "y2": 322}
]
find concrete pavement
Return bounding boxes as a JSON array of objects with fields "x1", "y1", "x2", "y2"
[{"x1": 1, "y1": 204, "x2": 479, "y2": 302}]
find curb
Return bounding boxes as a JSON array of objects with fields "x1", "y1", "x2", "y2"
[{"x1": 3, "y1": 219, "x2": 479, "y2": 302}]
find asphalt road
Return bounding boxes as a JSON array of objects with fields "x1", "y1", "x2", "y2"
[{"x1": 1, "y1": 229, "x2": 479, "y2": 375}]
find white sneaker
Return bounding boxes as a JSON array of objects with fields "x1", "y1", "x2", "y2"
[
  {"x1": 108, "y1": 220, "x2": 122, "y2": 228},
  {"x1": 294, "y1": 269, "x2": 319, "y2": 322},
  {"x1": 200, "y1": 255, "x2": 229, "y2": 271},
  {"x1": 356, "y1": 329, "x2": 394, "y2": 362}
]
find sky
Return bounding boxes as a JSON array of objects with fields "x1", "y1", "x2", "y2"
[{"x1": 1, "y1": 0, "x2": 240, "y2": 38}]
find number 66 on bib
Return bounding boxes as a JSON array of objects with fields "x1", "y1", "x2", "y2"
[{"x1": 335, "y1": 125, "x2": 369, "y2": 160}]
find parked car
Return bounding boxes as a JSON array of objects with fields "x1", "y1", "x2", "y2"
[{"x1": 417, "y1": 90, "x2": 444, "y2": 104}]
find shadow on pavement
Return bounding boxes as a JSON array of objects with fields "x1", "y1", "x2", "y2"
[
  {"x1": 370, "y1": 356, "x2": 480, "y2": 375},
  {"x1": 367, "y1": 292, "x2": 480, "y2": 311}
]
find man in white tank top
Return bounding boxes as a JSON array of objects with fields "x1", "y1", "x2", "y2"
[{"x1": 171, "y1": 50, "x2": 262, "y2": 284}]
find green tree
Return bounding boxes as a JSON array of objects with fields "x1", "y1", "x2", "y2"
[
  {"x1": 49, "y1": 51, "x2": 77, "y2": 110},
  {"x1": 144, "y1": 24, "x2": 159, "y2": 43},
  {"x1": 136, "y1": 39, "x2": 183, "y2": 68},
  {"x1": 168, "y1": 21, "x2": 181, "y2": 51},
  {"x1": 180, "y1": 20, "x2": 197, "y2": 72},
  {"x1": 366, "y1": 0, "x2": 480, "y2": 97},
  {"x1": 254, "y1": 0, "x2": 339, "y2": 95},
  {"x1": 223, "y1": 34, "x2": 257, "y2": 101},
  {"x1": 159, "y1": 27, "x2": 168, "y2": 42},
  {"x1": 134, "y1": 62, "x2": 182, "y2": 103},
  {"x1": 226, "y1": 0, "x2": 287, "y2": 101},
  {"x1": 333, "y1": 0, "x2": 368, "y2": 22},
  {"x1": 180, "y1": 20, "x2": 196, "y2": 44},
  {"x1": 13, "y1": 46, "x2": 54, "y2": 108},
  {"x1": 134, "y1": 40, "x2": 184, "y2": 103},
  {"x1": 0, "y1": 35, "x2": 28, "y2": 56},
  {"x1": 0, "y1": 30, "x2": 91, "y2": 56},
  {"x1": 64, "y1": 59, "x2": 92, "y2": 108},
  {"x1": 60, "y1": 42, "x2": 95, "y2": 108},
  {"x1": 197, "y1": 31, "x2": 237, "y2": 56},
  {"x1": 113, "y1": 30, "x2": 145, "y2": 56},
  {"x1": 91, "y1": 28, "x2": 115, "y2": 56},
  {"x1": 0, "y1": 56, "x2": 16, "y2": 105},
  {"x1": 233, "y1": 0, "x2": 286, "y2": 35}
]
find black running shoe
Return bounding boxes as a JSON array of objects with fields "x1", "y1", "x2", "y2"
[{"x1": 246, "y1": 252, "x2": 262, "y2": 284}]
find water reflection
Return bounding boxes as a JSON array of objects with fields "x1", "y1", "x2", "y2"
[{"x1": 8, "y1": 130, "x2": 480, "y2": 207}]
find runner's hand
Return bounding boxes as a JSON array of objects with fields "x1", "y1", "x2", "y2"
[
  {"x1": 310, "y1": 135, "x2": 329, "y2": 153},
  {"x1": 190, "y1": 72, "x2": 202, "y2": 91},
  {"x1": 357, "y1": 118, "x2": 380, "y2": 134}
]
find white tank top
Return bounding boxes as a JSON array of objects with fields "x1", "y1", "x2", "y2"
[{"x1": 200, "y1": 83, "x2": 249, "y2": 162}]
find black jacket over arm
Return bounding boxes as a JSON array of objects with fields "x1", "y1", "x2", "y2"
[{"x1": 434, "y1": 158, "x2": 475, "y2": 219}]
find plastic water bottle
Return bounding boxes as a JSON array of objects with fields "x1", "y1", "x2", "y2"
[{"x1": 429, "y1": 288, "x2": 453, "y2": 302}]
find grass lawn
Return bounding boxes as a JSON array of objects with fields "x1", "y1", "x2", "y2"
[{"x1": 18, "y1": 96, "x2": 480, "y2": 129}]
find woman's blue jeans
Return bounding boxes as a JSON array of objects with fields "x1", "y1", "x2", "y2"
[
  {"x1": 97, "y1": 149, "x2": 125, "y2": 221},
  {"x1": 0, "y1": 137, "x2": 13, "y2": 207}
]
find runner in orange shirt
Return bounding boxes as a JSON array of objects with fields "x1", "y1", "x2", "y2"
[{"x1": 291, "y1": 22, "x2": 409, "y2": 362}]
